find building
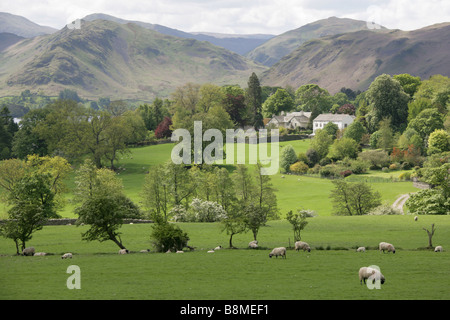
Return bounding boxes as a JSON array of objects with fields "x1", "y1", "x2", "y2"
[
  {"x1": 312, "y1": 113, "x2": 355, "y2": 134},
  {"x1": 266, "y1": 111, "x2": 312, "y2": 130}
]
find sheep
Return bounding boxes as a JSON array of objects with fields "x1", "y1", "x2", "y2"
[
  {"x1": 61, "y1": 253, "x2": 72, "y2": 259},
  {"x1": 269, "y1": 247, "x2": 287, "y2": 259},
  {"x1": 140, "y1": 249, "x2": 150, "y2": 253},
  {"x1": 356, "y1": 247, "x2": 366, "y2": 252},
  {"x1": 34, "y1": 252, "x2": 47, "y2": 256},
  {"x1": 294, "y1": 241, "x2": 311, "y2": 252},
  {"x1": 379, "y1": 242, "x2": 396, "y2": 254},
  {"x1": 359, "y1": 266, "x2": 385, "y2": 285},
  {"x1": 434, "y1": 246, "x2": 443, "y2": 252},
  {"x1": 207, "y1": 250, "x2": 215, "y2": 253},
  {"x1": 22, "y1": 247, "x2": 35, "y2": 256},
  {"x1": 176, "y1": 250, "x2": 184, "y2": 253},
  {"x1": 248, "y1": 240, "x2": 258, "y2": 249},
  {"x1": 414, "y1": 216, "x2": 418, "y2": 221},
  {"x1": 118, "y1": 249, "x2": 129, "y2": 254},
  {"x1": 214, "y1": 245, "x2": 223, "y2": 250}
]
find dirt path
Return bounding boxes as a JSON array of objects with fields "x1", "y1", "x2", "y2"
[{"x1": 392, "y1": 194, "x2": 412, "y2": 214}]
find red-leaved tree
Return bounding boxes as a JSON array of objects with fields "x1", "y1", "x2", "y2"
[{"x1": 155, "y1": 117, "x2": 172, "y2": 139}]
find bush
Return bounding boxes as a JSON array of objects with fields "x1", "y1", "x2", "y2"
[
  {"x1": 389, "y1": 163, "x2": 398, "y2": 170},
  {"x1": 368, "y1": 203, "x2": 401, "y2": 215},
  {"x1": 290, "y1": 161, "x2": 309, "y2": 174},
  {"x1": 172, "y1": 198, "x2": 227, "y2": 222},
  {"x1": 340, "y1": 170, "x2": 353, "y2": 177},
  {"x1": 280, "y1": 144, "x2": 298, "y2": 172},
  {"x1": 349, "y1": 159, "x2": 370, "y2": 174},
  {"x1": 150, "y1": 222, "x2": 190, "y2": 252},
  {"x1": 358, "y1": 149, "x2": 390, "y2": 169},
  {"x1": 399, "y1": 172, "x2": 412, "y2": 181}
]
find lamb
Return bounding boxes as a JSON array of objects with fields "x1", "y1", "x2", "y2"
[
  {"x1": 359, "y1": 266, "x2": 385, "y2": 285},
  {"x1": 22, "y1": 247, "x2": 35, "y2": 256},
  {"x1": 356, "y1": 247, "x2": 366, "y2": 252},
  {"x1": 34, "y1": 252, "x2": 47, "y2": 256},
  {"x1": 379, "y1": 242, "x2": 396, "y2": 254},
  {"x1": 118, "y1": 249, "x2": 129, "y2": 254},
  {"x1": 207, "y1": 250, "x2": 215, "y2": 253},
  {"x1": 61, "y1": 253, "x2": 72, "y2": 259},
  {"x1": 414, "y1": 216, "x2": 418, "y2": 221},
  {"x1": 176, "y1": 250, "x2": 184, "y2": 253},
  {"x1": 140, "y1": 249, "x2": 150, "y2": 253},
  {"x1": 269, "y1": 247, "x2": 287, "y2": 259},
  {"x1": 248, "y1": 240, "x2": 258, "y2": 249},
  {"x1": 434, "y1": 246, "x2": 443, "y2": 252},
  {"x1": 294, "y1": 241, "x2": 311, "y2": 252},
  {"x1": 214, "y1": 245, "x2": 223, "y2": 250}
]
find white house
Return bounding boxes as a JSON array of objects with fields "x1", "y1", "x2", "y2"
[
  {"x1": 266, "y1": 111, "x2": 312, "y2": 130},
  {"x1": 312, "y1": 113, "x2": 355, "y2": 134}
]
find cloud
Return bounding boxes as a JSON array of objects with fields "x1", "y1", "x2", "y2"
[{"x1": 0, "y1": 0, "x2": 448, "y2": 34}]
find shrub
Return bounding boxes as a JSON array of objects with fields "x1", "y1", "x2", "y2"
[
  {"x1": 349, "y1": 159, "x2": 370, "y2": 174},
  {"x1": 368, "y1": 203, "x2": 402, "y2": 215},
  {"x1": 150, "y1": 221, "x2": 190, "y2": 252},
  {"x1": 280, "y1": 144, "x2": 298, "y2": 172},
  {"x1": 389, "y1": 163, "x2": 398, "y2": 170},
  {"x1": 340, "y1": 170, "x2": 353, "y2": 177},
  {"x1": 358, "y1": 149, "x2": 390, "y2": 169},
  {"x1": 399, "y1": 172, "x2": 412, "y2": 181},
  {"x1": 290, "y1": 161, "x2": 309, "y2": 174}
]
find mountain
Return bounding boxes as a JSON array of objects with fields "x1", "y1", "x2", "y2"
[
  {"x1": 0, "y1": 19, "x2": 267, "y2": 100},
  {"x1": 260, "y1": 22, "x2": 450, "y2": 94},
  {"x1": 0, "y1": 32, "x2": 24, "y2": 51},
  {"x1": 83, "y1": 13, "x2": 274, "y2": 56},
  {"x1": 246, "y1": 17, "x2": 386, "y2": 67},
  {"x1": 0, "y1": 12, "x2": 57, "y2": 38}
]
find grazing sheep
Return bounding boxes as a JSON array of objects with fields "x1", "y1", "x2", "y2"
[
  {"x1": 61, "y1": 253, "x2": 72, "y2": 259},
  {"x1": 140, "y1": 249, "x2": 150, "y2": 253},
  {"x1": 22, "y1": 247, "x2": 35, "y2": 256},
  {"x1": 379, "y1": 242, "x2": 396, "y2": 254},
  {"x1": 359, "y1": 266, "x2": 385, "y2": 285},
  {"x1": 176, "y1": 250, "x2": 184, "y2": 253},
  {"x1": 434, "y1": 246, "x2": 443, "y2": 252},
  {"x1": 248, "y1": 240, "x2": 258, "y2": 249},
  {"x1": 214, "y1": 245, "x2": 223, "y2": 250},
  {"x1": 207, "y1": 250, "x2": 215, "y2": 253},
  {"x1": 294, "y1": 241, "x2": 311, "y2": 252},
  {"x1": 118, "y1": 249, "x2": 129, "y2": 254},
  {"x1": 34, "y1": 252, "x2": 47, "y2": 256},
  {"x1": 356, "y1": 247, "x2": 366, "y2": 252},
  {"x1": 414, "y1": 216, "x2": 418, "y2": 221},
  {"x1": 269, "y1": 247, "x2": 287, "y2": 259}
]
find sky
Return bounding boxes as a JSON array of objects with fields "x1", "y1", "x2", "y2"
[{"x1": 1, "y1": 0, "x2": 449, "y2": 35}]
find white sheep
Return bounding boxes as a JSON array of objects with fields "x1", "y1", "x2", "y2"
[
  {"x1": 214, "y1": 245, "x2": 223, "y2": 250},
  {"x1": 34, "y1": 252, "x2": 47, "y2": 256},
  {"x1": 414, "y1": 216, "x2": 418, "y2": 221},
  {"x1": 359, "y1": 266, "x2": 385, "y2": 285},
  {"x1": 294, "y1": 241, "x2": 311, "y2": 252},
  {"x1": 434, "y1": 246, "x2": 443, "y2": 252},
  {"x1": 118, "y1": 249, "x2": 129, "y2": 254},
  {"x1": 140, "y1": 249, "x2": 150, "y2": 253},
  {"x1": 248, "y1": 240, "x2": 258, "y2": 249},
  {"x1": 269, "y1": 247, "x2": 287, "y2": 259},
  {"x1": 379, "y1": 242, "x2": 396, "y2": 254},
  {"x1": 22, "y1": 247, "x2": 35, "y2": 256},
  {"x1": 207, "y1": 250, "x2": 215, "y2": 253},
  {"x1": 176, "y1": 250, "x2": 184, "y2": 253},
  {"x1": 61, "y1": 253, "x2": 72, "y2": 259},
  {"x1": 356, "y1": 247, "x2": 366, "y2": 252}
]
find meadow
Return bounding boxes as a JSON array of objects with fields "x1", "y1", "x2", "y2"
[{"x1": 1, "y1": 139, "x2": 448, "y2": 300}]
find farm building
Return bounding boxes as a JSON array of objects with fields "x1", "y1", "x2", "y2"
[
  {"x1": 266, "y1": 111, "x2": 312, "y2": 130},
  {"x1": 312, "y1": 113, "x2": 355, "y2": 134}
]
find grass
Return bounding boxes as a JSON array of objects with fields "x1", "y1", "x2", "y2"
[{"x1": 1, "y1": 215, "x2": 449, "y2": 300}]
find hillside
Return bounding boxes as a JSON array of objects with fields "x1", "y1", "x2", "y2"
[
  {"x1": 260, "y1": 22, "x2": 450, "y2": 93},
  {"x1": 0, "y1": 19, "x2": 267, "y2": 100},
  {"x1": 0, "y1": 12, "x2": 57, "y2": 38},
  {"x1": 246, "y1": 17, "x2": 381, "y2": 67},
  {"x1": 84, "y1": 13, "x2": 274, "y2": 56}
]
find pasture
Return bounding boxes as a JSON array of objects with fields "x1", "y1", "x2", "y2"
[{"x1": 1, "y1": 216, "x2": 449, "y2": 300}]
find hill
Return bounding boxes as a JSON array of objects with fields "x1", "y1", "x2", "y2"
[
  {"x1": 0, "y1": 12, "x2": 57, "y2": 38},
  {"x1": 260, "y1": 22, "x2": 450, "y2": 93},
  {"x1": 84, "y1": 13, "x2": 274, "y2": 56},
  {"x1": 0, "y1": 19, "x2": 267, "y2": 100},
  {"x1": 246, "y1": 17, "x2": 381, "y2": 67}
]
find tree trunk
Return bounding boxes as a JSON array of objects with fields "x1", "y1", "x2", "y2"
[
  {"x1": 423, "y1": 224, "x2": 436, "y2": 249},
  {"x1": 109, "y1": 234, "x2": 126, "y2": 250}
]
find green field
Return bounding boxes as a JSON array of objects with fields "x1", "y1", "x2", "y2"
[
  {"x1": 2, "y1": 139, "x2": 447, "y2": 300},
  {"x1": 1, "y1": 216, "x2": 449, "y2": 300}
]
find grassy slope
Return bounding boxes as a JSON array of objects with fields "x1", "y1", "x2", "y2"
[{"x1": 1, "y1": 216, "x2": 449, "y2": 300}]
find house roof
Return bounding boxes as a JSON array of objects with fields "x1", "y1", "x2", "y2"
[{"x1": 313, "y1": 113, "x2": 355, "y2": 122}]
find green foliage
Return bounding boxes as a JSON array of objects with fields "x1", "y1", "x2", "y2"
[
  {"x1": 427, "y1": 129, "x2": 450, "y2": 155},
  {"x1": 280, "y1": 144, "x2": 298, "y2": 172},
  {"x1": 407, "y1": 108, "x2": 444, "y2": 141},
  {"x1": 357, "y1": 149, "x2": 390, "y2": 169},
  {"x1": 327, "y1": 137, "x2": 359, "y2": 160},
  {"x1": 310, "y1": 129, "x2": 333, "y2": 160},
  {"x1": 290, "y1": 161, "x2": 309, "y2": 174},
  {"x1": 393, "y1": 73, "x2": 421, "y2": 98},
  {"x1": 286, "y1": 209, "x2": 309, "y2": 242},
  {"x1": 262, "y1": 88, "x2": 294, "y2": 117},
  {"x1": 330, "y1": 180, "x2": 381, "y2": 216},
  {"x1": 322, "y1": 121, "x2": 339, "y2": 139},
  {"x1": 246, "y1": 72, "x2": 264, "y2": 129},
  {"x1": 343, "y1": 120, "x2": 366, "y2": 143},
  {"x1": 150, "y1": 221, "x2": 189, "y2": 252}
]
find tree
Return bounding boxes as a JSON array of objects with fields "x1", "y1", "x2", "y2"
[
  {"x1": 221, "y1": 203, "x2": 248, "y2": 249},
  {"x1": 280, "y1": 144, "x2": 298, "y2": 172},
  {"x1": 74, "y1": 160, "x2": 141, "y2": 250},
  {"x1": 222, "y1": 85, "x2": 248, "y2": 128},
  {"x1": 286, "y1": 210, "x2": 309, "y2": 242},
  {"x1": 366, "y1": 74, "x2": 409, "y2": 132},
  {"x1": 407, "y1": 108, "x2": 444, "y2": 141},
  {"x1": 375, "y1": 118, "x2": 395, "y2": 152},
  {"x1": 322, "y1": 122, "x2": 339, "y2": 139},
  {"x1": 155, "y1": 116, "x2": 173, "y2": 139},
  {"x1": 141, "y1": 164, "x2": 169, "y2": 221},
  {"x1": 295, "y1": 84, "x2": 331, "y2": 113},
  {"x1": 150, "y1": 221, "x2": 189, "y2": 252},
  {"x1": 330, "y1": 180, "x2": 381, "y2": 216},
  {"x1": 393, "y1": 74, "x2": 421, "y2": 98},
  {"x1": 427, "y1": 129, "x2": 450, "y2": 155},
  {"x1": 262, "y1": 88, "x2": 294, "y2": 117},
  {"x1": 327, "y1": 137, "x2": 359, "y2": 160},
  {"x1": 423, "y1": 224, "x2": 437, "y2": 249},
  {"x1": 343, "y1": 121, "x2": 366, "y2": 144},
  {"x1": 309, "y1": 129, "x2": 333, "y2": 160},
  {"x1": 246, "y1": 73, "x2": 264, "y2": 129}
]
